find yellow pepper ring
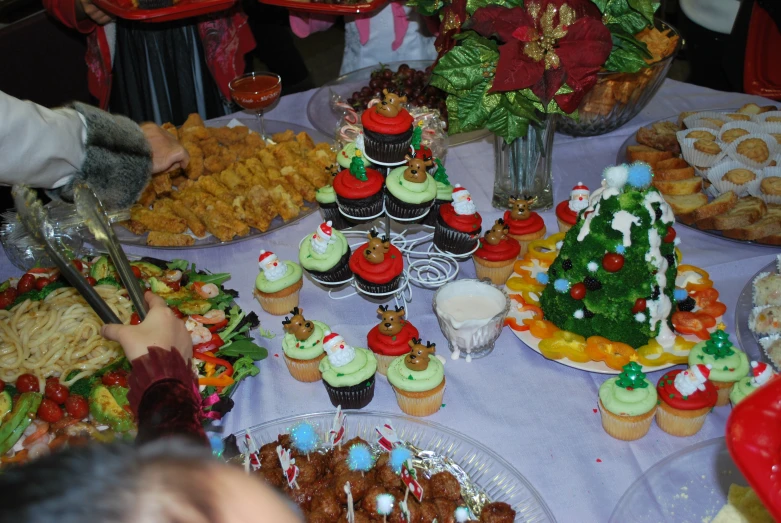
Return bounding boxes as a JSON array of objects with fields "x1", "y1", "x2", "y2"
[
  {"x1": 539, "y1": 330, "x2": 589, "y2": 363},
  {"x1": 636, "y1": 337, "x2": 691, "y2": 367},
  {"x1": 526, "y1": 233, "x2": 566, "y2": 264},
  {"x1": 676, "y1": 264, "x2": 713, "y2": 292}
]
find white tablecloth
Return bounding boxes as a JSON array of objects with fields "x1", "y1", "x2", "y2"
[{"x1": 1, "y1": 79, "x2": 778, "y2": 522}]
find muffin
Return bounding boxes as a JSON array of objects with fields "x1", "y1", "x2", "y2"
[
  {"x1": 384, "y1": 156, "x2": 437, "y2": 222},
  {"x1": 655, "y1": 366, "x2": 718, "y2": 437},
  {"x1": 281, "y1": 307, "x2": 329, "y2": 382},
  {"x1": 349, "y1": 230, "x2": 404, "y2": 294},
  {"x1": 687, "y1": 329, "x2": 749, "y2": 406},
  {"x1": 367, "y1": 305, "x2": 419, "y2": 375},
  {"x1": 760, "y1": 176, "x2": 781, "y2": 196},
  {"x1": 722, "y1": 128, "x2": 749, "y2": 144},
  {"x1": 254, "y1": 250, "x2": 303, "y2": 315},
  {"x1": 736, "y1": 137, "x2": 770, "y2": 163},
  {"x1": 319, "y1": 331, "x2": 378, "y2": 409},
  {"x1": 472, "y1": 219, "x2": 521, "y2": 285},
  {"x1": 316, "y1": 185, "x2": 351, "y2": 230},
  {"x1": 730, "y1": 361, "x2": 776, "y2": 405},
  {"x1": 694, "y1": 139, "x2": 722, "y2": 155},
  {"x1": 360, "y1": 90, "x2": 414, "y2": 163},
  {"x1": 422, "y1": 160, "x2": 454, "y2": 227},
  {"x1": 337, "y1": 142, "x2": 371, "y2": 171},
  {"x1": 598, "y1": 362, "x2": 657, "y2": 441},
  {"x1": 298, "y1": 221, "x2": 353, "y2": 285},
  {"x1": 333, "y1": 152, "x2": 385, "y2": 220},
  {"x1": 387, "y1": 339, "x2": 445, "y2": 417},
  {"x1": 724, "y1": 168, "x2": 756, "y2": 185},
  {"x1": 433, "y1": 184, "x2": 482, "y2": 255},
  {"x1": 686, "y1": 130, "x2": 716, "y2": 141}
]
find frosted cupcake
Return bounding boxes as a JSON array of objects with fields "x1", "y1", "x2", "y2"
[
  {"x1": 316, "y1": 185, "x2": 350, "y2": 230},
  {"x1": 423, "y1": 160, "x2": 453, "y2": 227},
  {"x1": 337, "y1": 142, "x2": 371, "y2": 170},
  {"x1": 730, "y1": 361, "x2": 776, "y2": 405},
  {"x1": 433, "y1": 184, "x2": 482, "y2": 255},
  {"x1": 503, "y1": 195, "x2": 546, "y2": 256},
  {"x1": 298, "y1": 221, "x2": 353, "y2": 285},
  {"x1": 655, "y1": 365, "x2": 718, "y2": 437},
  {"x1": 472, "y1": 219, "x2": 521, "y2": 285},
  {"x1": 688, "y1": 329, "x2": 749, "y2": 406},
  {"x1": 384, "y1": 156, "x2": 437, "y2": 222},
  {"x1": 598, "y1": 362, "x2": 657, "y2": 441},
  {"x1": 387, "y1": 339, "x2": 445, "y2": 417},
  {"x1": 556, "y1": 182, "x2": 590, "y2": 233},
  {"x1": 254, "y1": 250, "x2": 303, "y2": 315},
  {"x1": 367, "y1": 305, "x2": 419, "y2": 375},
  {"x1": 319, "y1": 331, "x2": 378, "y2": 409},
  {"x1": 281, "y1": 307, "x2": 329, "y2": 382}
]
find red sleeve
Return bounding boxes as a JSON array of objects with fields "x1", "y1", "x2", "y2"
[{"x1": 43, "y1": 0, "x2": 97, "y2": 34}]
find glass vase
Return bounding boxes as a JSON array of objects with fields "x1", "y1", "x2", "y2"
[{"x1": 492, "y1": 117, "x2": 555, "y2": 211}]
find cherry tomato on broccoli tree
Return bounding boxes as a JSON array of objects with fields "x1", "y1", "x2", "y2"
[
  {"x1": 16, "y1": 373, "x2": 40, "y2": 393},
  {"x1": 38, "y1": 398, "x2": 64, "y2": 423}
]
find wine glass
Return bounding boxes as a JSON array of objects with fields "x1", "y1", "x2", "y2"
[{"x1": 229, "y1": 72, "x2": 282, "y2": 139}]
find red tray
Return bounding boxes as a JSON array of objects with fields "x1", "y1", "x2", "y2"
[
  {"x1": 744, "y1": 3, "x2": 781, "y2": 100},
  {"x1": 257, "y1": 0, "x2": 387, "y2": 15},
  {"x1": 93, "y1": 0, "x2": 236, "y2": 22}
]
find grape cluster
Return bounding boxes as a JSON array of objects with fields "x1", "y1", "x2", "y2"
[{"x1": 347, "y1": 64, "x2": 448, "y2": 122}]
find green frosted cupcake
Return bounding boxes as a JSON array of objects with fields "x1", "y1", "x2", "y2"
[
  {"x1": 319, "y1": 332, "x2": 377, "y2": 409},
  {"x1": 730, "y1": 361, "x2": 776, "y2": 405},
  {"x1": 423, "y1": 159, "x2": 453, "y2": 226},
  {"x1": 387, "y1": 339, "x2": 445, "y2": 417},
  {"x1": 385, "y1": 159, "x2": 437, "y2": 222},
  {"x1": 337, "y1": 142, "x2": 371, "y2": 170},
  {"x1": 299, "y1": 221, "x2": 353, "y2": 285},
  {"x1": 254, "y1": 250, "x2": 303, "y2": 316},
  {"x1": 316, "y1": 185, "x2": 351, "y2": 229},
  {"x1": 281, "y1": 308, "x2": 330, "y2": 382},
  {"x1": 598, "y1": 362, "x2": 657, "y2": 441},
  {"x1": 688, "y1": 330, "x2": 749, "y2": 407}
]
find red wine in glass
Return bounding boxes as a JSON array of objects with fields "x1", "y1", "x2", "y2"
[{"x1": 229, "y1": 72, "x2": 282, "y2": 139}]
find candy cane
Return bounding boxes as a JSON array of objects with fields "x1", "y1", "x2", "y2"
[{"x1": 339, "y1": 124, "x2": 362, "y2": 143}]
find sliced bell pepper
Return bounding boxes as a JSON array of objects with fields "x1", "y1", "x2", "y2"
[
  {"x1": 524, "y1": 318, "x2": 559, "y2": 340},
  {"x1": 505, "y1": 317, "x2": 528, "y2": 331},
  {"x1": 526, "y1": 233, "x2": 566, "y2": 264},
  {"x1": 193, "y1": 334, "x2": 224, "y2": 354},
  {"x1": 636, "y1": 337, "x2": 694, "y2": 367},
  {"x1": 585, "y1": 336, "x2": 638, "y2": 370},
  {"x1": 199, "y1": 374, "x2": 235, "y2": 388},
  {"x1": 505, "y1": 302, "x2": 543, "y2": 332},
  {"x1": 672, "y1": 311, "x2": 717, "y2": 340},
  {"x1": 539, "y1": 330, "x2": 589, "y2": 363},
  {"x1": 506, "y1": 278, "x2": 545, "y2": 306},
  {"x1": 204, "y1": 362, "x2": 217, "y2": 377},
  {"x1": 194, "y1": 352, "x2": 233, "y2": 377},
  {"x1": 690, "y1": 287, "x2": 727, "y2": 318},
  {"x1": 513, "y1": 257, "x2": 550, "y2": 286},
  {"x1": 676, "y1": 265, "x2": 713, "y2": 292},
  {"x1": 207, "y1": 319, "x2": 229, "y2": 333}
]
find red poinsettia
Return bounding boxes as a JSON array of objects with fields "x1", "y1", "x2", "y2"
[
  {"x1": 434, "y1": 0, "x2": 467, "y2": 57},
  {"x1": 469, "y1": 0, "x2": 612, "y2": 113}
]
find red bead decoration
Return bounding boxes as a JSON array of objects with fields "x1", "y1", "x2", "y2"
[
  {"x1": 632, "y1": 298, "x2": 647, "y2": 314},
  {"x1": 663, "y1": 226, "x2": 676, "y2": 243},
  {"x1": 602, "y1": 253, "x2": 624, "y2": 272},
  {"x1": 570, "y1": 283, "x2": 587, "y2": 300}
]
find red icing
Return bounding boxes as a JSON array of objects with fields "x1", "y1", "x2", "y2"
[
  {"x1": 657, "y1": 369, "x2": 718, "y2": 410},
  {"x1": 439, "y1": 203, "x2": 482, "y2": 234},
  {"x1": 361, "y1": 108, "x2": 414, "y2": 135},
  {"x1": 349, "y1": 243, "x2": 404, "y2": 284},
  {"x1": 474, "y1": 236, "x2": 521, "y2": 262},
  {"x1": 333, "y1": 168, "x2": 384, "y2": 199},
  {"x1": 555, "y1": 201, "x2": 578, "y2": 225},
  {"x1": 503, "y1": 210, "x2": 545, "y2": 235},
  {"x1": 367, "y1": 321, "x2": 420, "y2": 356}
]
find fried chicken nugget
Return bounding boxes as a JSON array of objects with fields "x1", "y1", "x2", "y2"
[
  {"x1": 272, "y1": 142, "x2": 299, "y2": 166},
  {"x1": 199, "y1": 137, "x2": 221, "y2": 158},
  {"x1": 169, "y1": 199, "x2": 208, "y2": 238},
  {"x1": 137, "y1": 186, "x2": 157, "y2": 208},
  {"x1": 244, "y1": 132, "x2": 266, "y2": 151},
  {"x1": 196, "y1": 176, "x2": 236, "y2": 204},
  {"x1": 265, "y1": 167, "x2": 285, "y2": 184},
  {"x1": 171, "y1": 175, "x2": 188, "y2": 188},
  {"x1": 204, "y1": 155, "x2": 231, "y2": 174},
  {"x1": 227, "y1": 126, "x2": 250, "y2": 143},
  {"x1": 130, "y1": 206, "x2": 187, "y2": 234},
  {"x1": 258, "y1": 149, "x2": 279, "y2": 170},
  {"x1": 161, "y1": 123, "x2": 178, "y2": 140},
  {"x1": 269, "y1": 185, "x2": 300, "y2": 221},
  {"x1": 272, "y1": 129, "x2": 295, "y2": 143},
  {"x1": 296, "y1": 131, "x2": 316, "y2": 151},
  {"x1": 216, "y1": 167, "x2": 247, "y2": 191},
  {"x1": 281, "y1": 166, "x2": 316, "y2": 202},
  {"x1": 120, "y1": 220, "x2": 147, "y2": 235},
  {"x1": 182, "y1": 113, "x2": 206, "y2": 130},
  {"x1": 182, "y1": 126, "x2": 210, "y2": 141},
  {"x1": 152, "y1": 198, "x2": 179, "y2": 217},
  {"x1": 183, "y1": 142, "x2": 204, "y2": 180},
  {"x1": 190, "y1": 199, "x2": 237, "y2": 242},
  {"x1": 243, "y1": 184, "x2": 278, "y2": 231},
  {"x1": 150, "y1": 172, "x2": 172, "y2": 196},
  {"x1": 147, "y1": 231, "x2": 195, "y2": 247}
]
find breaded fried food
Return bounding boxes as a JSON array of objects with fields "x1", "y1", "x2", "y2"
[
  {"x1": 269, "y1": 185, "x2": 300, "y2": 221},
  {"x1": 211, "y1": 199, "x2": 250, "y2": 237},
  {"x1": 216, "y1": 167, "x2": 247, "y2": 191},
  {"x1": 243, "y1": 159, "x2": 270, "y2": 186},
  {"x1": 242, "y1": 185, "x2": 278, "y2": 231},
  {"x1": 120, "y1": 219, "x2": 147, "y2": 235},
  {"x1": 150, "y1": 172, "x2": 172, "y2": 195},
  {"x1": 137, "y1": 186, "x2": 157, "y2": 208},
  {"x1": 196, "y1": 176, "x2": 236, "y2": 204},
  {"x1": 281, "y1": 166, "x2": 316, "y2": 202},
  {"x1": 161, "y1": 123, "x2": 178, "y2": 139},
  {"x1": 147, "y1": 231, "x2": 195, "y2": 247},
  {"x1": 183, "y1": 142, "x2": 204, "y2": 180},
  {"x1": 258, "y1": 149, "x2": 279, "y2": 170},
  {"x1": 189, "y1": 199, "x2": 237, "y2": 242},
  {"x1": 169, "y1": 199, "x2": 208, "y2": 237},
  {"x1": 272, "y1": 129, "x2": 295, "y2": 143},
  {"x1": 296, "y1": 131, "x2": 315, "y2": 150},
  {"x1": 130, "y1": 206, "x2": 187, "y2": 234},
  {"x1": 182, "y1": 113, "x2": 206, "y2": 130},
  {"x1": 181, "y1": 126, "x2": 210, "y2": 141},
  {"x1": 297, "y1": 162, "x2": 331, "y2": 188},
  {"x1": 244, "y1": 132, "x2": 265, "y2": 150},
  {"x1": 204, "y1": 155, "x2": 231, "y2": 174},
  {"x1": 199, "y1": 137, "x2": 222, "y2": 158}
]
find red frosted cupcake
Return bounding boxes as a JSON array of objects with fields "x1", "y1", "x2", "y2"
[
  {"x1": 655, "y1": 365, "x2": 718, "y2": 437},
  {"x1": 556, "y1": 182, "x2": 590, "y2": 233},
  {"x1": 433, "y1": 184, "x2": 482, "y2": 255},
  {"x1": 361, "y1": 90, "x2": 414, "y2": 164},
  {"x1": 504, "y1": 195, "x2": 546, "y2": 257},
  {"x1": 473, "y1": 219, "x2": 521, "y2": 285},
  {"x1": 367, "y1": 304, "x2": 419, "y2": 375},
  {"x1": 333, "y1": 152, "x2": 385, "y2": 220},
  {"x1": 349, "y1": 230, "x2": 404, "y2": 294}
]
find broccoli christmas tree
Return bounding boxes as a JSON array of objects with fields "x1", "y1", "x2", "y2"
[{"x1": 539, "y1": 162, "x2": 679, "y2": 348}]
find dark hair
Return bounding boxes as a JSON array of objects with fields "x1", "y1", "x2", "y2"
[{"x1": 0, "y1": 438, "x2": 221, "y2": 523}]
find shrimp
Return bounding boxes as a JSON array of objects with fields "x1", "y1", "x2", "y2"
[
  {"x1": 163, "y1": 269, "x2": 183, "y2": 283},
  {"x1": 193, "y1": 282, "x2": 219, "y2": 299},
  {"x1": 185, "y1": 318, "x2": 212, "y2": 345},
  {"x1": 23, "y1": 420, "x2": 50, "y2": 447},
  {"x1": 190, "y1": 309, "x2": 226, "y2": 324}
]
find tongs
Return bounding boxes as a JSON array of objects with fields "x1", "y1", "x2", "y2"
[{"x1": 11, "y1": 184, "x2": 148, "y2": 324}]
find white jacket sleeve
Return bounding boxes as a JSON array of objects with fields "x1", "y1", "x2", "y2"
[{"x1": 0, "y1": 91, "x2": 86, "y2": 189}]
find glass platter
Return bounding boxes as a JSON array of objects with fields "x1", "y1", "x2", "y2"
[
  {"x1": 234, "y1": 410, "x2": 556, "y2": 523},
  {"x1": 735, "y1": 258, "x2": 780, "y2": 371},
  {"x1": 114, "y1": 118, "x2": 328, "y2": 250},
  {"x1": 306, "y1": 60, "x2": 491, "y2": 147}
]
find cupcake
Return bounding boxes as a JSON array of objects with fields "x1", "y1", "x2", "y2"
[
  {"x1": 337, "y1": 141, "x2": 371, "y2": 171},
  {"x1": 360, "y1": 90, "x2": 414, "y2": 164},
  {"x1": 433, "y1": 184, "x2": 482, "y2": 255},
  {"x1": 556, "y1": 182, "x2": 590, "y2": 233},
  {"x1": 730, "y1": 361, "x2": 776, "y2": 405},
  {"x1": 253, "y1": 250, "x2": 303, "y2": 315},
  {"x1": 316, "y1": 185, "x2": 351, "y2": 230},
  {"x1": 413, "y1": 144, "x2": 438, "y2": 175},
  {"x1": 367, "y1": 305, "x2": 419, "y2": 375},
  {"x1": 333, "y1": 152, "x2": 385, "y2": 220},
  {"x1": 319, "y1": 331, "x2": 377, "y2": 409},
  {"x1": 655, "y1": 365, "x2": 718, "y2": 437},
  {"x1": 387, "y1": 339, "x2": 445, "y2": 417},
  {"x1": 384, "y1": 155, "x2": 437, "y2": 222},
  {"x1": 281, "y1": 307, "x2": 329, "y2": 382},
  {"x1": 349, "y1": 230, "x2": 404, "y2": 294},
  {"x1": 598, "y1": 362, "x2": 657, "y2": 441},
  {"x1": 298, "y1": 221, "x2": 353, "y2": 285},
  {"x1": 688, "y1": 329, "x2": 749, "y2": 406},
  {"x1": 472, "y1": 219, "x2": 521, "y2": 285},
  {"x1": 503, "y1": 195, "x2": 546, "y2": 256},
  {"x1": 422, "y1": 160, "x2": 453, "y2": 227}
]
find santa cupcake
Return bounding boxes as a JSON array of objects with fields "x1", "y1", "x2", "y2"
[
  {"x1": 318, "y1": 331, "x2": 378, "y2": 409},
  {"x1": 298, "y1": 221, "x2": 353, "y2": 285},
  {"x1": 433, "y1": 184, "x2": 482, "y2": 255},
  {"x1": 655, "y1": 364, "x2": 718, "y2": 436},
  {"x1": 253, "y1": 250, "x2": 303, "y2": 315},
  {"x1": 556, "y1": 182, "x2": 590, "y2": 233},
  {"x1": 730, "y1": 361, "x2": 777, "y2": 405}
]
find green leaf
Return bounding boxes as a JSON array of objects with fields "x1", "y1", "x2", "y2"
[
  {"x1": 407, "y1": 0, "x2": 443, "y2": 16},
  {"x1": 627, "y1": 0, "x2": 659, "y2": 24},
  {"x1": 604, "y1": 47, "x2": 648, "y2": 73},
  {"x1": 167, "y1": 259, "x2": 190, "y2": 271},
  {"x1": 430, "y1": 74, "x2": 461, "y2": 95},
  {"x1": 591, "y1": 0, "x2": 610, "y2": 11},
  {"x1": 216, "y1": 337, "x2": 268, "y2": 361},
  {"x1": 603, "y1": 0, "x2": 653, "y2": 33},
  {"x1": 189, "y1": 271, "x2": 231, "y2": 287},
  {"x1": 467, "y1": 0, "x2": 521, "y2": 13},
  {"x1": 502, "y1": 92, "x2": 541, "y2": 123},
  {"x1": 432, "y1": 37, "x2": 497, "y2": 92},
  {"x1": 460, "y1": 81, "x2": 500, "y2": 131},
  {"x1": 486, "y1": 105, "x2": 530, "y2": 144}
]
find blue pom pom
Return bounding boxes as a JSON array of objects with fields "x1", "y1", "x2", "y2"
[
  {"x1": 627, "y1": 162, "x2": 653, "y2": 189},
  {"x1": 290, "y1": 422, "x2": 319, "y2": 454},
  {"x1": 389, "y1": 447, "x2": 413, "y2": 473},
  {"x1": 347, "y1": 443, "x2": 374, "y2": 472},
  {"x1": 615, "y1": 245, "x2": 626, "y2": 254},
  {"x1": 536, "y1": 272, "x2": 549, "y2": 285},
  {"x1": 553, "y1": 278, "x2": 570, "y2": 293},
  {"x1": 674, "y1": 288, "x2": 688, "y2": 302},
  {"x1": 208, "y1": 433, "x2": 225, "y2": 457}
]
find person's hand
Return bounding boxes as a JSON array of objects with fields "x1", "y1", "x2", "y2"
[
  {"x1": 140, "y1": 123, "x2": 190, "y2": 174},
  {"x1": 101, "y1": 292, "x2": 193, "y2": 361},
  {"x1": 76, "y1": 0, "x2": 113, "y2": 25}
]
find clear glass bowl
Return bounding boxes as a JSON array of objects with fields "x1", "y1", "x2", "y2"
[
  {"x1": 557, "y1": 20, "x2": 682, "y2": 137},
  {"x1": 236, "y1": 410, "x2": 556, "y2": 523}
]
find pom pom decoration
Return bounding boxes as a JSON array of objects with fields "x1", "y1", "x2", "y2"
[
  {"x1": 615, "y1": 245, "x2": 626, "y2": 255},
  {"x1": 290, "y1": 422, "x2": 319, "y2": 455},
  {"x1": 536, "y1": 272, "x2": 549, "y2": 285},
  {"x1": 553, "y1": 279, "x2": 570, "y2": 293},
  {"x1": 389, "y1": 447, "x2": 413, "y2": 474},
  {"x1": 673, "y1": 288, "x2": 688, "y2": 301},
  {"x1": 635, "y1": 312, "x2": 646, "y2": 322},
  {"x1": 376, "y1": 493, "x2": 395, "y2": 516},
  {"x1": 455, "y1": 507, "x2": 472, "y2": 523},
  {"x1": 603, "y1": 164, "x2": 629, "y2": 189},
  {"x1": 347, "y1": 443, "x2": 375, "y2": 472},
  {"x1": 626, "y1": 162, "x2": 653, "y2": 189},
  {"x1": 574, "y1": 310, "x2": 585, "y2": 319},
  {"x1": 587, "y1": 261, "x2": 599, "y2": 273}
]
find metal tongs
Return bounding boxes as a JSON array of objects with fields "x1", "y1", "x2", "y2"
[{"x1": 12, "y1": 184, "x2": 148, "y2": 324}]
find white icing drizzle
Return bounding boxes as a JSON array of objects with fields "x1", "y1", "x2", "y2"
[
  {"x1": 577, "y1": 203, "x2": 601, "y2": 242},
  {"x1": 645, "y1": 227, "x2": 675, "y2": 348},
  {"x1": 641, "y1": 190, "x2": 675, "y2": 225},
  {"x1": 611, "y1": 211, "x2": 641, "y2": 247},
  {"x1": 676, "y1": 270, "x2": 702, "y2": 289}
]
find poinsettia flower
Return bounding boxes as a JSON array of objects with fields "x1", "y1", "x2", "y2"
[
  {"x1": 435, "y1": 0, "x2": 467, "y2": 56},
  {"x1": 470, "y1": 0, "x2": 612, "y2": 113}
]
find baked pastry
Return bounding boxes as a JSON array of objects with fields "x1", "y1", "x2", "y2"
[
  {"x1": 767, "y1": 116, "x2": 781, "y2": 123},
  {"x1": 724, "y1": 168, "x2": 756, "y2": 185},
  {"x1": 663, "y1": 193, "x2": 708, "y2": 221},
  {"x1": 653, "y1": 176, "x2": 703, "y2": 195},
  {"x1": 333, "y1": 153, "x2": 385, "y2": 220},
  {"x1": 686, "y1": 130, "x2": 716, "y2": 141},
  {"x1": 771, "y1": 133, "x2": 781, "y2": 145},
  {"x1": 736, "y1": 137, "x2": 770, "y2": 163},
  {"x1": 367, "y1": 305, "x2": 419, "y2": 375},
  {"x1": 360, "y1": 90, "x2": 414, "y2": 163},
  {"x1": 701, "y1": 117, "x2": 726, "y2": 128},
  {"x1": 694, "y1": 139, "x2": 721, "y2": 155},
  {"x1": 316, "y1": 185, "x2": 350, "y2": 230},
  {"x1": 626, "y1": 144, "x2": 673, "y2": 165},
  {"x1": 738, "y1": 102, "x2": 778, "y2": 115},
  {"x1": 761, "y1": 176, "x2": 781, "y2": 196},
  {"x1": 726, "y1": 113, "x2": 751, "y2": 121},
  {"x1": 759, "y1": 335, "x2": 781, "y2": 368},
  {"x1": 722, "y1": 208, "x2": 781, "y2": 241},
  {"x1": 598, "y1": 362, "x2": 657, "y2": 441},
  {"x1": 384, "y1": 156, "x2": 437, "y2": 222},
  {"x1": 655, "y1": 366, "x2": 718, "y2": 436},
  {"x1": 687, "y1": 330, "x2": 749, "y2": 406},
  {"x1": 730, "y1": 361, "x2": 776, "y2": 406},
  {"x1": 635, "y1": 121, "x2": 681, "y2": 153},
  {"x1": 556, "y1": 183, "x2": 590, "y2": 232},
  {"x1": 721, "y1": 128, "x2": 750, "y2": 144},
  {"x1": 254, "y1": 250, "x2": 303, "y2": 315},
  {"x1": 387, "y1": 339, "x2": 445, "y2": 417},
  {"x1": 696, "y1": 196, "x2": 766, "y2": 230},
  {"x1": 472, "y1": 219, "x2": 521, "y2": 285},
  {"x1": 688, "y1": 191, "x2": 737, "y2": 223},
  {"x1": 757, "y1": 205, "x2": 781, "y2": 245},
  {"x1": 281, "y1": 308, "x2": 329, "y2": 382},
  {"x1": 318, "y1": 332, "x2": 377, "y2": 409},
  {"x1": 433, "y1": 184, "x2": 482, "y2": 255},
  {"x1": 503, "y1": 195, "x2": 546, "y2": 254},
  {"x1": 298, "y1": 221, "x2": 353, "y2": 284},
  {"x1": 349, "y1": 230, "x2": 404, "y2": 294}
]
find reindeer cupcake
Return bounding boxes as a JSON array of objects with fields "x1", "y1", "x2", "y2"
[
  {"x1": 367, "y1": 305, "x2": 420, "y2": 375},
  {"x1": 472, "y1": 218, "x2": 521, "y2": 285},
  {"x1": 387, "y1": 339, "x2": 446, "y2": 417},
  {"x1": 281, "y1": 307, "x2": 331, "y2": 382},
  {"x1": 384, "y1": 154, "x2": 437, "y2": 222},
  {"x1": 348, "y1": 229, "x2": 404, "y2": 294},
  {"x1": 360, "y1": 89, "x2": 415, "y2": 163},
  {"x1": 503, "y1": 195, "x2": 547, "y2": 256}
]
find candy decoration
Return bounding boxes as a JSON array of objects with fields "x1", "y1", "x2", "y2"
[
  {"x1": 400, "y1": 460, "x2": 424, "y2": 502},
  {"x1": 602, "y1": 253, "x2": 624, "y2": 272},
  {"x1": 570, "y1": 283, "x2": 586, "y2": 300},
  {"x1": 411, "y1": 125, "x2": 423, "y2": 149},
  {"x1": 663, "y1": 226, "x2": 676, "y2": 243},
  {"x1": 276, "y1": 445, "x2": 300, "y2": 489},
  {"x1": 344, "y1": 482, "x2": 356, "y2": 523},
  {"x1": 702, "y1": 329, "x2": 735, "y2": 359},
  {"x1": 376, "y1": 493, "x2": 395, "y2": 520},
  {"x1": 569, "y1": 182, "x2": 590, "y2": 212},
  {"x1": 349, "y1": 151, "x2": 368, "y2": 181},
  {"x1": 750, "y1": 361, "x2": 775, "y2": 386},
  {"x1": 329, "y1": 405, "x2": 346, "y2": 448},
  {"x1": 244, "y1": 432, "x2": 260, "y2": 471},
  {"x1": 632, "y1": 298, "x2": 647, "y2": 314},
  {"x1": 674, "y1": 364, "x2": 712, "y2": 396},
  {"x1": 673, "y1": 288, "x2": 688, "y2": 302},
  {"x1": 347, "y1": 443, "x2": 374, "y2": 473},
  {"x1": 290, "y1": 422, "x2": 319, "y2": 456},
  {"x1": 376, "y1": 423, "x2": 401, "y2": 452},
  {"x1": 389, "y1": 447, "x2": 413, "y2": 474},
  {"x1": 433, "y1": 158, "x2": 449, "y2": 184},
  {"x1": 626, "y1": 162, "x2": 653, "y2": 189},
  {"x1": 616, "y1": 361, "x2": 648, "y2": 390},
  {"x1": 323, "y1": 331, "x2": 357, "y2": 368}
]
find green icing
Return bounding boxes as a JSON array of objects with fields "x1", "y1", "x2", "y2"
[
  {"x1": 254, "y1": 261, "x2": 302, "y2": 294},
  {"x1": 387, "y1": 356, "x2": 444, "y2": 392},
  {"x1": 298, "y1": 230, "x2": 349, "y2": 271},
  {"x1": 702, "y1": 330, "x2": 735, "y2": 358},
  {"x1": 282, "y1": 320, "x2": 330, "y2": 360},
  {"x1": 316, "y1": 185, "x2": 337, "y2": 204},
  {"x1": 435, "y1": 181, "x2": 453, "y2": 201},
  {"x1": 616, "y1": 361, "x2": 648, "y2": 389},
  {"x1": 599, "y1": 377, "x2": 657, "y2": 416},
  {"x1": 349, "y1": 155, "x2": 368, "y2": 181},
  {"x1": 337, "y1": 143, "x2": 370, "y2": 169},
  {"x1": 319, "y1": 347, "x2": 377, "y2": 387},
  {"x1": 729, "y1": 377, "x2": 755, "y2": 405},
  {"x1": 688, "y1": 342, "x2": 749, "y2": 382},
  {"x1": 386, "y1": 167, "x2": 437, "y2": 204}
]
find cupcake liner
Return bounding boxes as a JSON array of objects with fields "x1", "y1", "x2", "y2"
[
  {"x1": 655, "y1": 403, "x2": 711, "y2": 437},
  {"x1": 683, "y1": 112, "x2": 731, "y2": 131},
  {"x1": 678, "y1": 126, "x2": 720, "y2": 143},
  {"x1": 557, "y1": 217, "x2": 574, "y2": 233},
  {"x1": 754, "y1": 111, "x2": 781, "y2": 125},
  {"x1": 749, "y1": 167, "x2": 781, "y2": 205},
  {"x1": 284, "y1": 353, "x2": 325, "y2": 382},
  {"x1": 434, "y1": 215, "x2": 481, "y2": 255},
  {"x1": 761, "y1": 123, "x2": 781, "y2": 146},
  {"x1": 706, "y1": 160, "x2": 763, "y2": 197},
  {"x1": 304, "y1": 248, "x2": 354, "y2": 285},
  {"x1": 725, "y1": 133, "x2": 778, "y2": 169},
  {"x1": 254, "y1": 281, "x2": 303, "y2": 316},
  {"x1": 320, "y1": 203, "x2": 354, "y2": 230},
  {"x1": 384, "y1": 192, "x2": 434, "y2": 223},
  {"x1": 422, "y1": 199, "x2": 449, "y2": 227},
  {"x1": 354, "y1": 274, "x2": 402, "y2": 295},
  {"x1": 722, "y1": 112, "x2": 756, "y2": 123},
  {"x1": 711, "y1": 380, "x2": 735, "y2": 407},
  {"x1": 336, "y1": 191, "x2": 385, "y2": 220},
  {"x1": 598, "y1": 400, "x2": 655, "y2": 441},
  {"x1": 323, "y1": 375, "x2": 376, "y2": 409},
  {"x1": 473, "y1": 257, "x2": 516, "y2": 286},
  {"x1": 393, "y1": 379, "x2": 446, "y2": 417},
  {"x1": 363, "y1": 128, "x2": 414, "y2": 164},
  {"x1": 718, "y1": 121, "x2": 762, "y2": 143},
  {"x1": 373, "y1": 353, "x2": 397, "y2": 376},
  {"x1": 677, "y1": 133, "x2": 727, "y2": 168}
]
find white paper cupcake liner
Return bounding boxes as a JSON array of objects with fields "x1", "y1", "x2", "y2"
[
  {"x1": 677, "y1": 136, "x2": 727, "y2": 168},
  {"x1": 761, "y1": 123, "x2": 781, "y2": 146},
  {"x1": 683, "y1": 112, "x2": 731, "y2": 131},
  {"x1": 677, "y1": 127, "x2": 719, "y2": 143},
  {"x1": 722, "y1": 112, "x2": 755, "y2": 123},
  {"x1": 706, "y1": 160, "x2": 763, "y2": 197},
  {"x1": 749, "y1": 166, "x2": 781, "y2": 204},
  {"x1": 726, "y1": 133, "x2": 778, "y2": 169},
  {"x1": 718, "y1": 121, "x2": 762, "y2": 143},
  {"x1": 754, "y1": 111, "x2": 781, "y2": 125}
]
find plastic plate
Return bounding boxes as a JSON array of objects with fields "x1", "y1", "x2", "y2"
[{"x1": 734, "y1": 258, "x2": 780, "y2": 371}]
